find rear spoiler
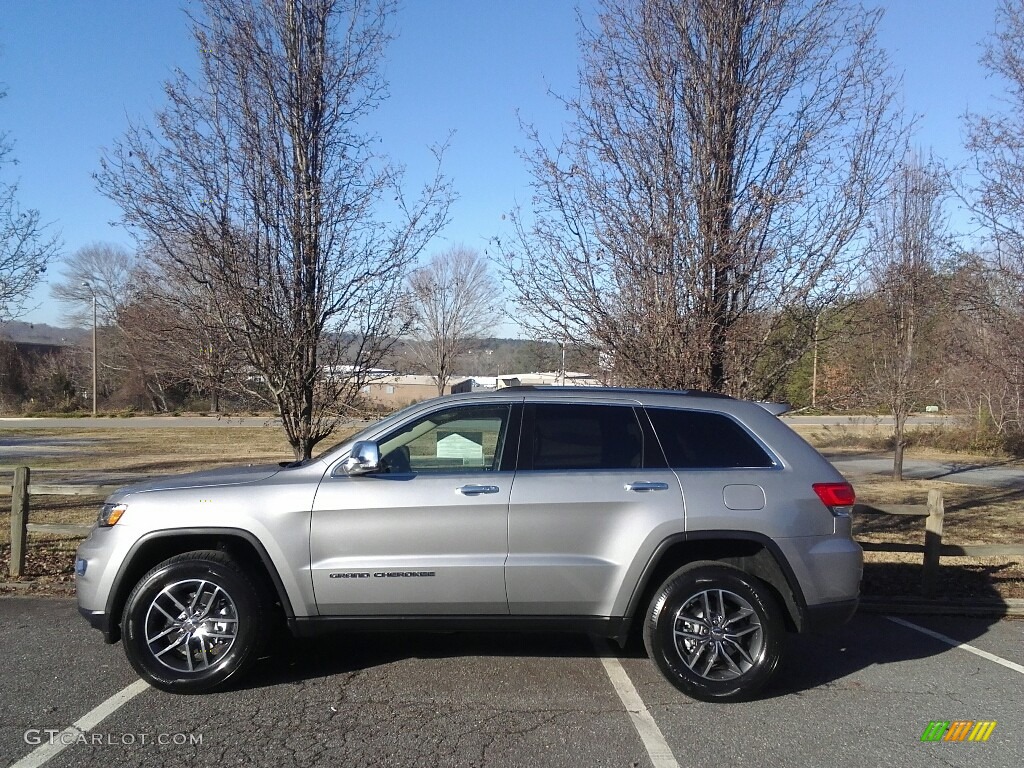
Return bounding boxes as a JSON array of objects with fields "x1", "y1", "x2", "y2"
[{"x1": 756, "y1": 401, "x2": 792, "y2": 417}]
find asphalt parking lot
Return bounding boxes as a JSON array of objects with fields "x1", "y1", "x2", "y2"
[{"x1": 1, "y1": 598, "x2": 1020, "y2": 768}]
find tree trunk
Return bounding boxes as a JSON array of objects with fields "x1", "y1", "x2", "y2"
[{"x1": 893, "y1": 408, "x2": 907, "y2": 481}]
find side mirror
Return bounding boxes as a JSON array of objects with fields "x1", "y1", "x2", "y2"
[{"x1": 340, "y1": 441, "x2": 381, "y2": 476}]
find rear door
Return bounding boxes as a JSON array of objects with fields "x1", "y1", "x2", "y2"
[
  {"x1": 505, "y1": 402, "x2": 683, "y2": 616},
  {"x1": 642, "y1": 407, "x2": 813, "y2": 537}
]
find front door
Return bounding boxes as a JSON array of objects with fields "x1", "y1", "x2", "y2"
[{"x1": 310, "y1": 402, "x2": 517, "y2": 615}]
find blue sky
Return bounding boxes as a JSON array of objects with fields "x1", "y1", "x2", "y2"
[{"x1": 0, "y1": 0, "x2": 1005, "y2": 328}]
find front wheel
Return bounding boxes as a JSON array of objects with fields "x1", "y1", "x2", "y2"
[
  {"x1": 643, "y1": 561, "x2": 783, "y2": 702},
  {"x1": 120, "y1": 550, "x2": 264, "y2": 694}
]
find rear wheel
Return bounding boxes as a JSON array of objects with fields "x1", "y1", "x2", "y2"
[
  {"x1": 643, "y1": 561, "x2": 783, "y2": 702},
  {"x1": 121, "y1": 550, "x2": 264, "y2": 694}
]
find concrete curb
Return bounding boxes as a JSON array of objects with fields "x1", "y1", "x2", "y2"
[
  {"x1": 0, "y1": 581, "x2": 33, "y2": 591},
  {"x1": 858, "y1": 596, "x2": 1024, "y2": 617}
]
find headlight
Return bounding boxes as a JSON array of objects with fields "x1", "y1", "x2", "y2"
[{"x1": 98, "y1": 503, "x2": 128, "y2": 527}]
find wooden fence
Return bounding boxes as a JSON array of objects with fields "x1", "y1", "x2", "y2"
[
  {"x1": 7, "y1": 467, "x2": 120, "y2": 578},
  {"x1": 854, "y1": 489, "x2": 1024, "y2": 597}
]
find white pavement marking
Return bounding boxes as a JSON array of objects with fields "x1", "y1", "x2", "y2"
[
  {"x1": 887, "y1": 616, "x2": 1024, "y2": 674},
  {"x1": 10, "y1": 679, "x2": 150, "y2": 768},
  {"x1": 594, "y1": 641, "x2": 679, "y2": 768}
]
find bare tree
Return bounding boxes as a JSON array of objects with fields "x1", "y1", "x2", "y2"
[
  {"x1": 943, "y1": 254, "x2": 1024, "y2": 435},
  {"x1": 51, "y1": 243, "x2": 137, "y2": 326},
  {"x1": 51, "y1": 242, "x2": 177, "y2": 410},
  {"x1": 128, "y1": 256, "x2": 246, "y2": 413},
  {"x1": 53, "y1": 243, "x2": 251, "y2": 413},
  {"x1": 866, "y1": 154, "x2": 949, "y2": 480},
  {"x1": 497, "y1": 0, "x2": 904, "y2": 396},
  {"x1": 967, "y1": 0, "x2": 1024, "y2": 274},
  {"x1": 406, "y1": 246, "x2": 499, "y2": 395},
  {"x1": 1, "y1": 89, "x2": 60, "y2": 321},
  {"x1": 961, "y1": 0, "x2": 1024, "y2": 436},
  {"x1": 95, "y1": 0, "x2": 452, "y2": 458}
]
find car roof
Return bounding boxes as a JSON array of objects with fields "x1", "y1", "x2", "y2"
[
  {"x1": 498, "y1": 385, "x2": 733, "y2": 399},
  {"x1": 437, "y1": 385, "x2": 740, "y2": 410},
  {"x1": 435, "y1": 385, "x2": 791, "y2": 417}
]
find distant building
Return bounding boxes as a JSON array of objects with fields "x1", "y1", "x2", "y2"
[
  {"x1": 497, "y1": 371, "x2": 601, "y2": 388},
  {"x1": 360, "y1": 374, "x2": 440, "y2": 406},
  {"x1": 449, "y1": 377, "x2": 498, "y2": 394},
  {"x1": 324, "y1": 364, "x2": 393, "y2": 379},
  {"x1": 365, "y1": 371, "x2": 602, "y2": 405},
  {"x1": 451, "y1": 372, "x2": 600, "y2": 393},
  {"x1": 3, "y1": 340, "x2": 68, "y2": 358}
]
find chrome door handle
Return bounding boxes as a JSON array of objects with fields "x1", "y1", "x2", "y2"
[
  {"x1": 457, "y1": 484, "x2": 500, "y2": 496},
  {"x1": 625, "y1": 481, "x2": 670, "y2": 492}
]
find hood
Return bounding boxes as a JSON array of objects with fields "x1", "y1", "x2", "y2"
[{"x1": 116, "y1": 464, "x2": 282, "y2": 495}]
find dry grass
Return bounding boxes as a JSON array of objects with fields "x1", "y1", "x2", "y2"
[
  {"x1": 0, "y1": 422, "x2": 364, "y2": 590},
  {"x1": 848, "y1": 477, "x2": 1024, "y2": 600},
  {"x1": 0, "y1": 426, "x2": 297, "y2": 474},
  {"x1": 0, "y1": 425, "x2": 320, "y2": 550}
]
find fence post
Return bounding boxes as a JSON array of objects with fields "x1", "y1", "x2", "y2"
[
  {"x1": 922, "y1": 489, "x2": 944, "y2": 597},
  {"x1": 9, "y1": 466, "x2": 30, "y2": 579}
]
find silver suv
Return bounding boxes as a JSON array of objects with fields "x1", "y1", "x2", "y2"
[{"x1": 75, "y1": 387, "x2": 862, "y2": 702}]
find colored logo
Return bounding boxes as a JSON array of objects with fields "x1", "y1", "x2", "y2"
[{"x1": 921, "y1": 721, "x2": 997, "y2": 742}]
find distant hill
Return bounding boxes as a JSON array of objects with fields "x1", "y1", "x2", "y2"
[{"x1": 0, "y1": 320, "x2": 86, "y2": 346}]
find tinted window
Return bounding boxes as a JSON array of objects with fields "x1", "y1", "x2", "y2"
[
  {"x1": 377, "y1": 404, "x2": 511, "y2": 474},
  {"x1": 525, "y1": 404, "x2": 648, "y2": 470},
  {"x1": 646, "y1": 408, "x2": 774, "y2": 469}
]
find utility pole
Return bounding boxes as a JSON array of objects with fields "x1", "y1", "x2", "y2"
[
  {"x1": 83, "y1": 282, "x2": 97, "y2": 416},
  {"x1": 811, "y1": 313, "x2": 819, "y2": 409}
]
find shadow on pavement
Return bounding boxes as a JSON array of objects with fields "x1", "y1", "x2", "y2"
[
  {"x1": 241, "y1": 629, "x2": 615, "y2": 691},
  {"x1": 859, "y1": 561, "x2": 1020, "y2": 602},
  {"x1": 237, "y1": 579, "x2": 1007, "y2": 698},
  {"x1": 764, "y1": 559, "x2": 1008, "y2": 698}
]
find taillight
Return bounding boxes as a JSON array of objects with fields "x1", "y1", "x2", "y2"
[{"x1": 813, "y1": 482, "x2": 855, "y2": 516}]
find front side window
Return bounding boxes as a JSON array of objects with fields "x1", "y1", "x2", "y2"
[
  {"x1": 376, "y1": 404, "x2": 512, "y2": 474},
  {"x1": 645, "y1": 408, "x2": 775, "y2": 469},
  {"x1": 523, "y1": 403, "x2": 650, "y2": 470}
]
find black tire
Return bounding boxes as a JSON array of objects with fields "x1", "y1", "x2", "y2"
[
  {"x1": 643, "y1": 561, "x2": 783, "y2": 702},
  {"x1": 120, "y1": 550, "x2": 264, "y2": 694}
]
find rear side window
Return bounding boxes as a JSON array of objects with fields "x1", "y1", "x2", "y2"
[
  {"x1": 645, "y1": 408, "x2": 775, "y2": 469},
  {"x1": 523, "y1": 404, "x2": 652, "y2": 470}
]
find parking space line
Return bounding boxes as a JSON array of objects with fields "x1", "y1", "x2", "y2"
[
  {"x1": 887, "y1": 617, "x2": 1024, "y2": 674},
  {"x1": 594, "y1": 642, "x2": 679, "y2": 768},
  {"x1": 10, "y1": 679, "x2": 150, "y2": 768}
]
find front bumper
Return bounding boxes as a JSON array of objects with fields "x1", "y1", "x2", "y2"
[
  {"x1": 75, "y1": 523, "x2": 136, "y2": 644},
  {"x1": 77, "y1": 604, "x2": 118, "y2": 643}
]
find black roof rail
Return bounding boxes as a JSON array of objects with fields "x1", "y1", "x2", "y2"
[{"x1": 495, "y1": 385, "x2": 733, "y2": 399}]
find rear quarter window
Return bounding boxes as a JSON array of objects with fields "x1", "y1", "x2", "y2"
[{"x1": 645, "y1": 407, "x2": 775, "y2": 469}]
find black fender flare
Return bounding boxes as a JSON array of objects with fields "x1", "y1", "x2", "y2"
[
  {"x1": 102, "y1": 527, "x2": 296, "y2": 642},
  {"x1": 623, "y1": 531, "x2": 809, "y2": 632}
]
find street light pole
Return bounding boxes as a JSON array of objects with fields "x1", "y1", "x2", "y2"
[
  {"x1": 811, "y1": 312, "x2": 819, "y2": 410},
  {"x1": 83, "y1": 282, "x2": 97, "y2": 416},
  {"x1": 91, "y1": 293, "x2": 98, "y2": 416}
]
